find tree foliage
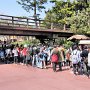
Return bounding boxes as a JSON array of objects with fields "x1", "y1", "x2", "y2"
[
  {"x1": 17, "y1": 0, "x2": 47, "y2": 15},
  {"x1": 17, "y1": 0, "x2": 90, "y2": 34},
  {"x1": 67, "y1": 3, "x2": 90, "y2": 34},
  {"x1": 44, "y1": 10, "x2": 58, "y2": 29},
  {"x1": 44, "y1": 0, "x2": 75, "y2": 29},
  {"x1": 44, "y1": 0, "x2": 90, "y2": 34},
  {"x1": 17, "y1": 0, "x2": 48, "y2": 27}
]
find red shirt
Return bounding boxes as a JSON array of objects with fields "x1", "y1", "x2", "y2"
[{"x1": 22, "y1": 48, "x2": 27, "y2": 56}]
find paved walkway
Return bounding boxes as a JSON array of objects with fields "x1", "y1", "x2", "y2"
[{"x1": 0, "y1": 64, "x2": 90, "y2": 90}]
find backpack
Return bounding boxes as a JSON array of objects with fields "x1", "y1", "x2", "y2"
[
  {"x1": 72, "y1": 50, "x2": 78, "y2": 64},
  {"x1": 51, "y1": 54, "x2": 58, "y2": 62}
]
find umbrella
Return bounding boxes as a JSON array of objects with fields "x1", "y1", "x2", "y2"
[{"x1": 67, "y1": 34, "x2": 89, "y2": 40}]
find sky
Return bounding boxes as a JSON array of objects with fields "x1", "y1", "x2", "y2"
[{"x1": 0, "y1": 0, "x2": 54, "y2": 19}]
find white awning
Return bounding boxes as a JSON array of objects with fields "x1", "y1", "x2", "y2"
[{"x1": 79, "y1": 40, "x2": 90, "y2": 44}]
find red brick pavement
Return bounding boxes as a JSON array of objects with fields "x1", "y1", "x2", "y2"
[{"x1": 0, "y1": 64, "x2": 90, "y2": 90}]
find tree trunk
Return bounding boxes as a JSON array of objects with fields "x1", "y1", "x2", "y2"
[
  {"x1": 34, "y1": 0, "x2": 37, "y2": 28},
  {"x1": 63, "y1": 24, "x2": 66, "y2": 30},
  {"x1": 51, "y1": 23, "x2": 53, "y2": 29}
]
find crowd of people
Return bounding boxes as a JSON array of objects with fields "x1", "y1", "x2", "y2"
[{"x1": 0, "y1": 43, "x2": 90, "y2": 78}]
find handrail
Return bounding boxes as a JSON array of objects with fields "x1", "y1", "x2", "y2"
[
  {"x1": 0, "y1": 14, "x2": 44, "y2": 28},
  {"x1": 0, "y1": 14, "x2": 70, "y2": 31}
]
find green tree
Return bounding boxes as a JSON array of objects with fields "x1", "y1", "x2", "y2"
[
  {"x1": 67, "y1": 3, "x2": 90, "y2": 34},
  {"x1": 17, "y1": 0, "x2": 47, "y2": 27},
  {"x1": 44, "y1": 0, "x2": 90, "y2": 32},
  {"x1": 44, "y1": 10, "x2": 57, "y2": 29},
  {"x1": 74, "y1": 0, "x2": 89, "y2": 11},
  {"x1": 44, "y1": 0, "x2": 74, "y2": 30}
]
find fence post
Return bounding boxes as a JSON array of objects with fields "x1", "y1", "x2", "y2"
[
  {"x1": 27, "y1": 18, "x2": 29, "y2": 28},
  {"x1": 12, "y1": 16, "x2": 14, "y2": 26}
]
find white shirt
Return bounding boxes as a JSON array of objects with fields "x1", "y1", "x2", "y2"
[
  {"x1": 12, "y1": 49, "x2": 18, "y2": 56},
  {"x1": 6, "y1": 49, "x2": 11, "y2": 55}
]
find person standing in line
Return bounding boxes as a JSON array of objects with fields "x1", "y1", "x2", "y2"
[
  {"x1": 57, "y1": 45, "x2": 63, "y2": 71},
  {"x1": 38, "y1": 49, "x2": 46, "y2": 69},
  {"x1": 25, "y1": 51, "x2": 30, "y2": 66},
  {"x1": 43, "y1": 46, "x2": 48, "y2": 66},
  {"x1": 87, "y1": 46, "x2": 90, "y2": 78},
  {"x1": 16, "y1": 45, "x2": 21, "y2": 63},
  {"x1": 22, "y1": 46, "x2": 28, "y2": 65},
  {"x1": 81, "y1": 45, "x2": 89, "y2": 74},
  {"x1": 5, "y1": 46, "x2": 12, "y2": 63},
  {"x1": 12, "y1": 46, "x2": 18, "y2": 64},
  {"x1": 51, "y1": 45, "x2": 60, "y2": 72},
  {"x1": 0, "y1": 48, "x2": 5, "y2": 63},
  {"x1": 32, "y1": 51, "x2": 37, "y2": 67},
  {"x1": 71, "y1": 45, "x2": 81, "y2": 75},
  {"x1": 65, "y1": 48, "x2": 71, "y2": 66}
]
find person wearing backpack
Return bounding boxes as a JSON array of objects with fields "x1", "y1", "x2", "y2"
[
  {"x1": 71, "y1": 45, "x2": 81, "y2": 75},
  {"x1": 51, "y1": 45, "x2": 60, "y2": 72},
  {"x1": 38, "y1": 49, "x2": 46, "y2": 69},
  {"x1": 81, "y1": 45, "x2": 89, "y2": 74}
]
